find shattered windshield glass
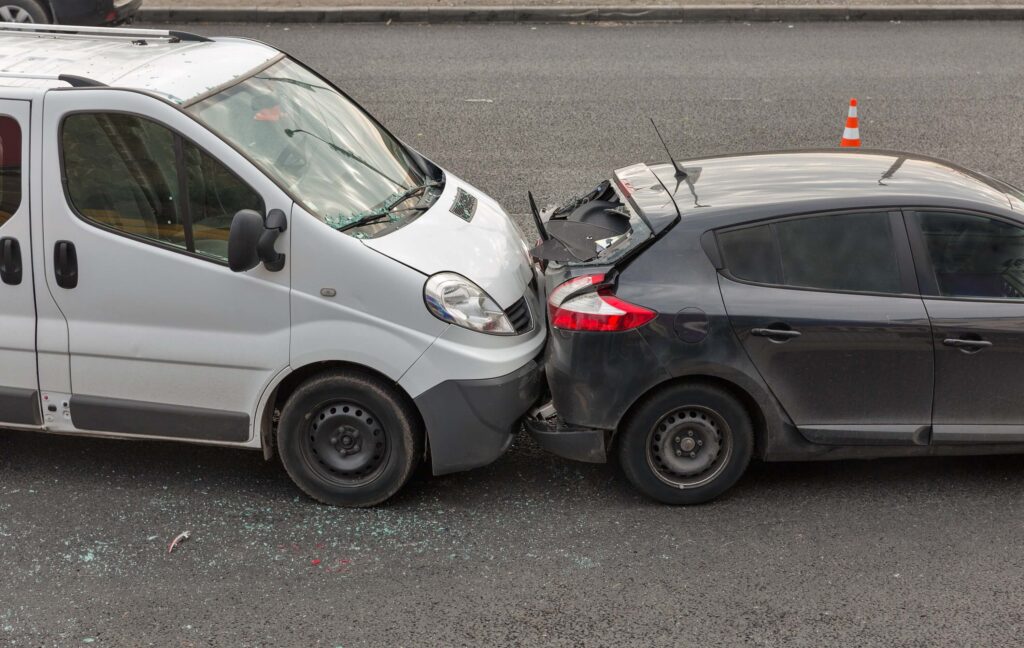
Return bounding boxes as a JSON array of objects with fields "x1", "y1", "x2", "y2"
[{"x1": 187, "y1": 58, "x2": 441, "y2": 236}]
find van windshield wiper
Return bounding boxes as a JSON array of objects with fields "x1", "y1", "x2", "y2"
[
  {"x1": 379, "y1": 181, "x2": 442, "y2": 212},
  {"x1": 337, "y1": 182, "x2": 442, "y2": 232},
  {"x1": 284, "y1": 127, "x2": 407, "y2": 190}
]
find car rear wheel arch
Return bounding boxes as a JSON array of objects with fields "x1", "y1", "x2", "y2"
[{"x1": 613, "y1": 374, "x2": 767, "y2": 458}]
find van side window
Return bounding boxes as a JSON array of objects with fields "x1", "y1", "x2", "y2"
[
  {"x1": 717, "y1": 211, "x2": 902, "y2": 294},
  {"x1": 63, "y1": 113, "x2": 186, "y2": 248},
  {"x1": 0, "y1": 115, "x2": 23, "y2": 227},
  {"x1": 912, "y1": 211, "x2": 1024, "y2": 300},
  {"x1": 62, "y1": 113, "x2": 264, "y2": 262},
  {"x1": 183, "y1": 141, "x2": 265, "y2": 261}
]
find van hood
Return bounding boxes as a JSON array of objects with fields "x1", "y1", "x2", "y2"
[{"x1": 360, "y1": 174, "x2": 534, "y2": 308}]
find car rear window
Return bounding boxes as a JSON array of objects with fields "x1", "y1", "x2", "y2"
[{"x1": 718, "y1": 211, "x2": 901, "y2": 294}]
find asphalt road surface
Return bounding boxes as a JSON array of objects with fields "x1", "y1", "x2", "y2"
[{"x1": 4, "y1": 21, "x2": 1024, "y2": 647}]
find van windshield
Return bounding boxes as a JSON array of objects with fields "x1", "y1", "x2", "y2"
[{"x1": 187, "y1": 58, "x2": 439, "y2": 236}]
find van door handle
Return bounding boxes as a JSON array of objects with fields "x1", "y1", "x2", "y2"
[
  {"x1": 751, "y1": 327, "x2": 801, "y2": 341},
  {"x1": 54, "y1": 240, "x2": 78, "y2": 289},
  {"x1": 943, "y1": 337, "x2": 991, "y2": 352},
  {"x1": 0, "y1": 237, "x2": 21, "y2": 285}
]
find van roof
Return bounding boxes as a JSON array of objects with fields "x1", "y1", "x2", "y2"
[{"x1": 0, "y1": 24, "x2": 279, "y2": 104}]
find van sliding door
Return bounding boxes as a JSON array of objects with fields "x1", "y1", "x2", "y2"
[{"x1": 0, "y1": 99, "x2": 41, "y2": 427}]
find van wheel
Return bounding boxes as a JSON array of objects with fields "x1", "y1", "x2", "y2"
[
  {"x1": 0, "y1": 1, "x2": 49, "y2": 23},
  {"x1": 277, "y1": 371, "x2": 423, "y2": 507},
  {"x1": 618, "y1": 383, "x2": 753, "y2": 505}
]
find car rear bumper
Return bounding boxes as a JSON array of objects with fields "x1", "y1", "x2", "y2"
[
  {"x1": 414, "y1": 357, "x2": 544, "y2": 476},
  {"x1": 544, "y1": 327, "x2": 671, "y2": 431},
  {"x1": 524, "y1": 402, "x2": 609, "y2": 463}
]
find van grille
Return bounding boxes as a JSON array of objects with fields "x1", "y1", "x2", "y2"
[{"x1": 505, "y1": 295, "x2": 533, "y2": 335}]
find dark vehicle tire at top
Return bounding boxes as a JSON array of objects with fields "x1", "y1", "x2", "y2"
[
  {"x1": 0, "y1": 0, "x2": 49, "y2": 23},
  {"x1": 618, "y1": 383, "x2": 754, "y2": 505},
  {"x1": 277, "y1": 370, "x2": 423, "y2": 507}
]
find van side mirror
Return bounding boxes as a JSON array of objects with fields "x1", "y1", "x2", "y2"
[
  {"x1": 259, "y1": 209, "x2": 288, "y2": 272},
  {"x1": 228, "y1": 208, "x2": 287, "y2": 273}
]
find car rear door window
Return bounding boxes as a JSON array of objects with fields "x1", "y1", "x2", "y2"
[
  {"x1": 0, "y1": 115, "x2": 22, "y2": 228},
  {"x1": 912, "y1": 211, "x2": 1024, "y2": 300},
  {"x1": 718, "y1": 211, "x2": 901, "y2": 294},
  {"x1": 62, "y1": 113, "x2": 264, "y2": 262}
]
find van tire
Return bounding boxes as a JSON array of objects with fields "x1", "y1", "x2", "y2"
[
  {"x1": 0, "y1": 1, "x2": 49, "y2": 23},
  {"x1": 277, "y1": 371, "x2": 422, "y2": 507},
  {"x1": 618, "y1": 383, "x2": 753, "y2": 505}
]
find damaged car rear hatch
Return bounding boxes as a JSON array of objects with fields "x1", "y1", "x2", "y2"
[{"x1": 529, "y1": 162, "x2": 682, "y2": 266}]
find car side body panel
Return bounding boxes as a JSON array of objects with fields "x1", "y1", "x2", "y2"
[
  {"x1": 541, "y1": 219, "x2": 802, "y2": 461},
  {"x1": 620, "y1": 222, "x2": 801, "y2": 461}
]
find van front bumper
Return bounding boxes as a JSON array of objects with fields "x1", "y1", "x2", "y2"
[{"x1": 414, "y1": 358, "x2": 543, "y2": 476}]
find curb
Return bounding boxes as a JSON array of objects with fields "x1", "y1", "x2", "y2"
[{"x1": 139, "y1": 4, "x2": 1024, "y2": 23}]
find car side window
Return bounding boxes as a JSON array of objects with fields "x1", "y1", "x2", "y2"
[
  {"x1": 717, "y1": 211, "x2": 902, "y2": 294},
  {"x1": 0, "y1": 115, "x2": 23, "y2": 228},
  {"x1": 62, "y1": 113, "x2": 264, "y2": 262},
  {"x1": 912, "y1": 211, "x2": 1024, "y2": 300}
]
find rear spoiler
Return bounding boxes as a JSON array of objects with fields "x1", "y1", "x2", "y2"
[
  {"x1": 611, "y1": 163, "x2": 681, "y2": 235},
  {"x1": 529, "y1": 163, "x2": 680, "y2": 264}
]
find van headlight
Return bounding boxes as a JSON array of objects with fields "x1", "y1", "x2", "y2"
[{"x1": 424, "y1": 272, "x2": 515, "y2": 335}]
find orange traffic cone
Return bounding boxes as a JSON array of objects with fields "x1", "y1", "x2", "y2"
[{"x1": 840, "y1": 98, "x2": 860, "y2": 147}]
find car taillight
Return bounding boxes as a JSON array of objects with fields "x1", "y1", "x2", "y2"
[{"x1": 548, "y1": 274, "x2": 656, "y2": 332}]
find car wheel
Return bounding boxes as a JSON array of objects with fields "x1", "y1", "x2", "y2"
[
  {"x1": 277, "y1": 370, "x2": 423, "y2": 507},
  {"x1": 0, "y1": 0, "x2": 49, "y2": 23},
  {"x1": 618, "y1": 383, "x2": 753, "y2": 505}
]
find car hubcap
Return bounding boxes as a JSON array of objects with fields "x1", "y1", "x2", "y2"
[
  {"x1": 0, "y1": 6, "x2": 34, "y2": 22},
  {"x1": 647, "y1": 406, "x2": 732, "y2": 489},
  {"x1": 307, "y1": 401, "x2": 388, "y2": 484}
]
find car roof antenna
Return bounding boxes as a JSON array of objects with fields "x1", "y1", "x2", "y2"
[{"x1": 650, "y1": 118, "x2": 687, "y2": 179}]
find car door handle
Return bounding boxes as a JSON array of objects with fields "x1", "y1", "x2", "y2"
[
  {"x1": 751, "y1": 327, "x2": 801, "y2": 340},
  {"x1": 943, "y1": 337, "x2": 992, "y2": 352},
  {"x1": 54, "y1": 240, "x2": 78, "y2": 289},
  {"x1": 0, "y1": 237, "x2": 21, "y2": 285}
]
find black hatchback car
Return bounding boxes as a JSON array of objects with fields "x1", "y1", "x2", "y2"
[{"x1": 528, "y1": 150, "x2": 1024, "y2": 504}]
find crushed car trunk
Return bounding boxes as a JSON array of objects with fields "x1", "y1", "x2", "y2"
[{"x1": 529, "y1": 163, "x2": 681, "y2": 267}]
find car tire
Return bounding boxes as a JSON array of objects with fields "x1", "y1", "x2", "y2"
[
  {"x1": 0, "y1": 0, "x2": 49, "y2": 23},
  {"x1": 277, "y1": 370, "x2": 423, "y2": 507},
  {"x1": 618, "y1": 383, "x2": 753, "y2": 505}
]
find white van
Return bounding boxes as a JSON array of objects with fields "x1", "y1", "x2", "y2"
[{"x1": 0, "y1": 23, "x2": 545, "y2": 506}]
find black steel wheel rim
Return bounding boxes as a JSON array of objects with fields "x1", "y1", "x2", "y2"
[
  {"x1": 303, "y1": 400, "x2": 390, "y2": 486},
  {"x1": 646, "y1": 405, "x2": 732, "y2": 489}
]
